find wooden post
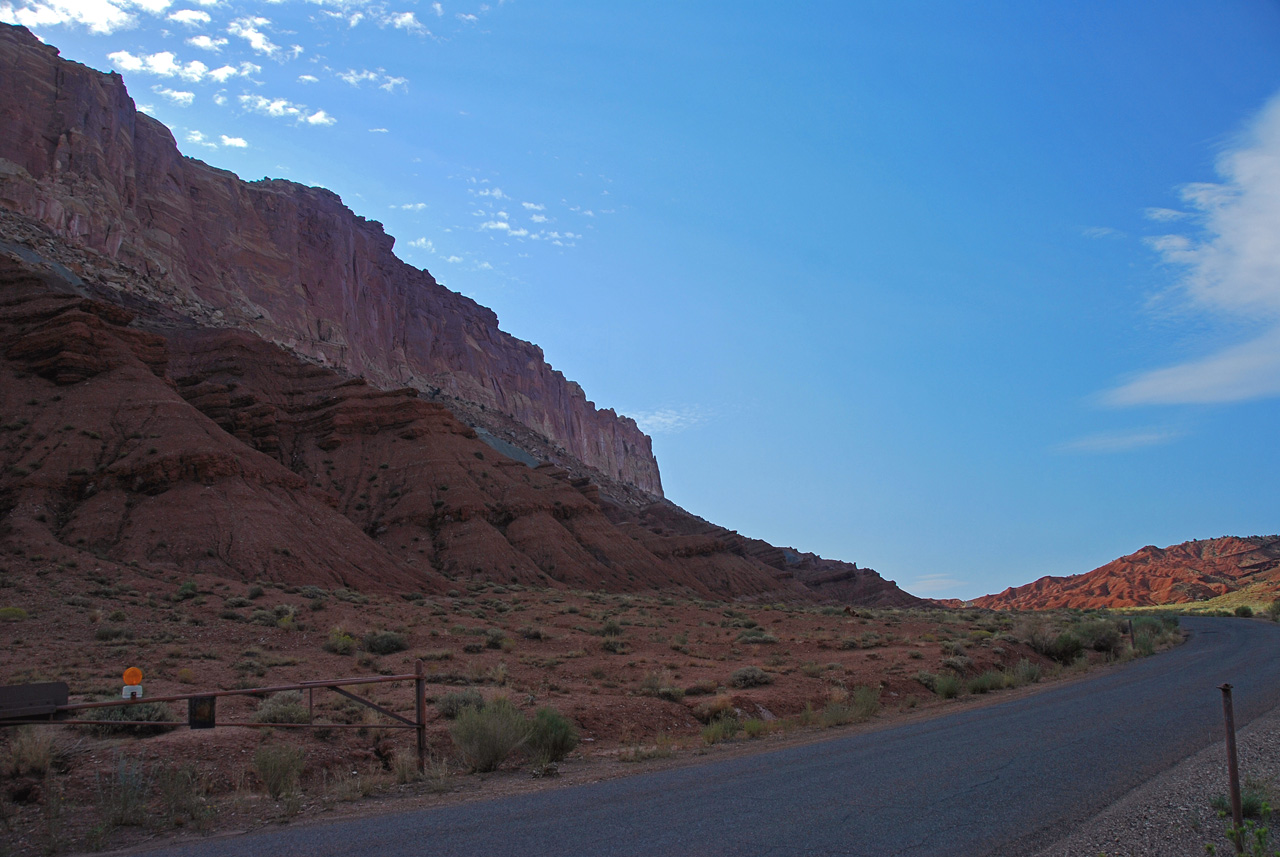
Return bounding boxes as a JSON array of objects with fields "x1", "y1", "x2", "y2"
[
  {"x1": 1220, "y1": 683, "x2": 1244, "y2": 854},
  {"x1": 1128, "y1": 619, "x2": 1135, "y2": 649},
  {"x1": 415, "y1": 659, "x2": 427, "y2": 773}
]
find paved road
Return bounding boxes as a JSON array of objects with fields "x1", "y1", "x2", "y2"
[{"x1": 139, "y1": 617, "x2": 1280, "y2": 857}]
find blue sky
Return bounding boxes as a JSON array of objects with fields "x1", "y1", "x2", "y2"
[{"x1": 4, "y1": 1, "x2": 1279, "y2": 600}]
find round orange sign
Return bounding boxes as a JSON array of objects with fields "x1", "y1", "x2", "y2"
[{"x1": 123, "y1": 667, "x2": 143, "y2": 685}]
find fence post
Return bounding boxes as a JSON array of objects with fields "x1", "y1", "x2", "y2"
[
  {"x1": 416, "y1": 659, "x2": 427, "y2": 773},
  {"x1": 1220, "y1": 683, "x2": 1243, "y2": 855},
  {"x1": 1128, "y1": 619, "x2": 1135, "y2": 649}
]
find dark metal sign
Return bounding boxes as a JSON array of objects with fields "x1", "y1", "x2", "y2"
[
  {"x1": 0, "y1": 682, "x2": 68, "y2": 720},
  {"x1": 188, "y1": 695, "x2": 216, "y2": 729}
]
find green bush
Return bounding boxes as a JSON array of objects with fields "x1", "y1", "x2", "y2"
[
  {"x1": 1033, "y1": 632, "x2": 1084, "y2": 664},
  {"x1": 967, "y1": 670, "x2": 1006, "y2": 695},
  {"x1": 449, "y1": 696, "x2": 529, "y2": 772},
  {"x1": 0, "y1": 606, "x2": 29, "y2": 621},
  {"x1": 89, "y1": 701, "x2": 179, "y2": 736},
  {"x1": 253, "y1": 744, "x2": 304, "y2": 799},
  {"x1": 435, "y1": 689, "x2": 484, "y2": 719},
  {"x1": 1012, "y1": 658, "x2": 1041, "y2": 685},
  {"x1": 1267, "y1": 601, "x2": 1280, "y2": 622},
  {"x1": 1235, "y1": 605, "x2": 1255, "y2": 618},
  {"x1": 363, "y1": 630, "x2": 407, "y2": 655},
  {"x1": 526, "y1": 707, "x2": 578, "y2": 763},
  {"x1": 1075, "y1": 619, "x2": 1123, "y2": 654},
  {"x1": 323, "y1": 626, "x2": 357, "y2": 655},
  {"x1": 736, "y1": 627, "x2": 778, "y2": 644},
  {"x1": 701, "y1": 715, "x2": 741, "y2": 745},
  {"x1": 253, "y1": 691, "x2": 310, "y2": 724},
  {"x1": 730, "y1": 666, "x2": 772, "y2": 688},
  {"x1": 934, "y1": 674, "x2": 962, "y2": 699}
]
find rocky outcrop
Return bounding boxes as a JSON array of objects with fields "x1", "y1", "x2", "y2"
[
  {"x1": 0, "y1": 22, "x2": 662, "y2": 496},
  {"x1": 975, "y1": 536, "x2": 1280, "y2": 610}
]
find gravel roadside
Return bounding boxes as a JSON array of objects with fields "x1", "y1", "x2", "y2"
[{"x1": 1033, "y1": 698, "x2": 1280, "y2": 857}]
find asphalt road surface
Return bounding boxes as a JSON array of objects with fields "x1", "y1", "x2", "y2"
[{"x1": 137, "y1": 616, "x2": 1280, "y2": 857}]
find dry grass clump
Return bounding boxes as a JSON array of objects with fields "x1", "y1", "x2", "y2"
[
  {"x1": 253, "y1": 744, "x2": 304, "y2": 799},
  {"x1": 449, "y1": 696, "x2": 529, "y2": 772},
  {"x1": 253, "y1": 691, "x2": 310, "y2": 724},
  {"x1": 5, "y1": 726, "x2": 57, "y2": 776}
]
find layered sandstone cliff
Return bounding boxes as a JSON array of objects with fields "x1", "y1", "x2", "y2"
[
  {"x1": 0, "y1": 23, "x2": 661, "y2": 496},
  {"x1": 975, "y1": 536, "x2": 1280, "y2": 610}
]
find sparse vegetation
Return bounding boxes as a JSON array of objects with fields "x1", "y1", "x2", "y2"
[
  {"x1": 254, "y1": 744, "x2": 305, "y2": 799},
  {"x1": 730, "y1": 665, "x2": 772, "y2": 688},
  {"x1": 526, "y1": 707, "x2": 579, "y2": 763},
  {"x1": 363, "y1": 630, "x2": 408, "y2": 654},
  {"x1": 253, "y1": 691, "x2": 310, "y2": 724},
  {"x1": 450, "y1": 696, "x2": 530, "y2": 772}
]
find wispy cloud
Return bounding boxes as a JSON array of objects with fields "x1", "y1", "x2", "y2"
[
  {"x1": 1144, "y1": 207, "x2": 1189, "y2": 222},
  {"x1": 1106, "y1": 92, "x2": 1280, "y2": 406},
  {"x1": 398, "y1": 202, "x2": 427, "y2": 210},
  {"x1": 1082, "y1": 226, "x2": 1123, "y2": 240},
  {"x1": 1055, "y1": 428, "x2": 1184, "y2": 454},
  {"x1": 627, "y1": 406, "x2": 708, "y2": 435},
  {"x1": 228, "y1": 16, "x2": 280, "y2": 57},
  {"x1": 187, "y1": 34, "x2": 226, "y2": 51},
  {"x1": 153, "y1": 85, "x2": 194, "y2": 106}
]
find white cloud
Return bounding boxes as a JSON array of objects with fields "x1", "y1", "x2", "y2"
[
  {"x1": 380, "y1": 75, "x2": 407, "y2": 91},
  {"x1": 1107, "y1": 92, "x2": 1280, "y2": 406},
  {"x1": 475, "y1": 187, "x2": 507, "y2": 199},
  {"x1": 1144, "y1": 207, "x2": 1189, "y2": 222},
  {"x1": 444, "y1": 255, "x2": 462, "y2": 263},
  {"x1": 228, "y1": 16, "x2": 279, "y2": 56},
  {"x1": 368, "y1": 127, "x2": 388, "y2": 133},
  {"x1": 239, "y1": 93, "x2": 305, "y2": 119},
  {"x1": 0, "y1": 0, "x2": 167, "y2": 35},
  {"x1": 628, "y1": 406, "x2": 707, "y2": 435},
  {"x1": 521, "y1": 201, "x2": 544, "y2": 210},
  {"x1": 185, "y1": 129, "x2": 214, "y2": 146},
  {"x1": 431, "y1": 2, "x2": 442, "y2": 15},
  {"x1": 456, "y1": 12, "x2": 476, "y2": 22},
  {"x1": 106, "y1": 49, "x2": 210, "y2": 81},
  {"x1": 1055, "y1": 428, "x2": 1184, "y2": 453},
  {"x1": 220, "y1": 134, "x2": 247, "y2": 147},
  {"x1": 167, "y1": 8, "x2": 207, "y2": 26},
  {"x1": 298, "y1": 74, "x2": 319, "y2": 83},
  {"x1": 1082, "y1": 226, "x2": 1123, "y2": 240},
  {"x1": 479, "y1": 220, "x2": 510, "y2": 231},
  {"x1": 529, "y1": 214, "x2": 547, "y2": 223},
  {"x1": 305, "y1": 109, "x2": 335, "y2": 126},
  {"x1": 388, "y1": 10, "x2": 425, "y2": 34},
  {"x1": 187, "y1": 34, "x2": 225, "y2": 50},
  {"x1": 153, "y1": 85, "x2": 194, "y2": 105},
  {"x1": 408, "y1": 238, "x2": 433, "y2": 250},
  {"x1": 399, "y1": 202, "x2": 427, "y2": 210}
]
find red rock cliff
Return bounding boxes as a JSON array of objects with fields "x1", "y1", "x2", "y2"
[{"x1": 0, "y1": 22, "x2": 662, "y2": 496}]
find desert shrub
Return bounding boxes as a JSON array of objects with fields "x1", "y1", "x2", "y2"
[
  {"x1": 247, "y1": 585, "x2": 265, "y2": 599},
  {"x1": 253, "y1": 691, "x2": 310, "y2": 724},
  {"x1": 392, "y1": 750, "x2": 421, "y2": 784},
  {"x1": 737, "y1": 628, "x2": 778, "y2": 644},
  {"x1": 174, "y1": 580, "x2": 197, "y2": 601},
  {"x1": 154, "y1": 763, "x2": 210, "y2": 828},
  {"x1": 0, "y1": 606, "x2": 29, "y2": 621},
  {"x1": 599, "y1": 619, "x2": 623, "y2": 637},
  {"x1": 934, "y1": 674, "x2": 962, "y2": 699},
  {"x1": 914, "y1": 671, "x2": 938, "y2": 692},
  {"x1": 363, "y1": 630, "x2": 407, "y2": 655},
  {"x1": 450, "y1": 696, "x2": 529, "y2": 772},
  {"x1": 1267, "y1": 601, "x2": 1280, "y2": 622},
  {"x1": 89, "y1": 701, "x2": 179, "y2": 736},
  {"x1": 1075, "y1": 619, "x2": 1123, "y2": 654},
  {"x1": 849, "y1": 685, "x2": 880, "y2": 719},
  {"x1": 701, "y1": 715, "x2": 740, "y2": 745},
  {"x1": 5, "y1": 727, "x2": 56, "y2": 776},
  {"x1": 526, "y1": 707, "x2": 578, "y2": 763},
  {"x1": 692, "y1": 694, "x2": 736, "y2": 724},
  {"x1": 967, "y1": 670, "x2": 1006, "y2": 695},
  {"x1": 730, "y1": 666, "x2": 771, "y2": 688},
  {"x1": 742, "y1": 718, "x2": 769, "y2": 739},
  {"x1": 320, "y1": 626, "x2": 355, "y2": 654},
  {"x1": 684, "y1": 678, "x2": 718, "y2": 696},
  {"x1": 1135, "y1": 632, "x2": 1156, "y2": 657},
  {"x1": 484, "y1": 628, "x2": 509, "y2": 650},
  {"x1": 941, "y1": 655, "x2": 973, "y2": 674},
  {"x1": 1235, "y1": 605, "x2": 1255, "y2": 618},
  {"x1": 601, "y1": 638, "x2": 626, "y2": 654},
  {"x1": 1012, "y1": 658, "x2": 1041, "y2": 685},
  {"x1": 94, "y1": 625, "x2": 133, "y2": 641},
  {"x1": 95, "y1": 754, "x2": 152, "y2": 827},
  {"x1": 435, "y1": 689, "x2": 484, "y2": 719},
  {"x1": 1032, "y1": 632, "x2": 1084, "y2": 664},
  {"x1": 254, "y1": 745, "x2": 304, "y2": 799}
]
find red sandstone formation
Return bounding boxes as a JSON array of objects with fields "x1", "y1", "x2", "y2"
[
  {"x1": 974, "y1": 536, "x2": 1280, "y2": 610},
  {"x1": 0, "y1": 22, "x2": 659, "y2": 496},
  {"x1": 0, "y1": 22, "x2": 923, "y2": 606}
]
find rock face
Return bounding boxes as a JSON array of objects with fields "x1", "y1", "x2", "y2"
[
  {"x1": 0, "y1": 222, "x2": 925, "y2": 605},
  {"x1": 974, "y1": 536, "x2": 1280, "y2": 610},
  {"x1": 0, "y1": 22, "x2": 661, "y2": 496}
]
